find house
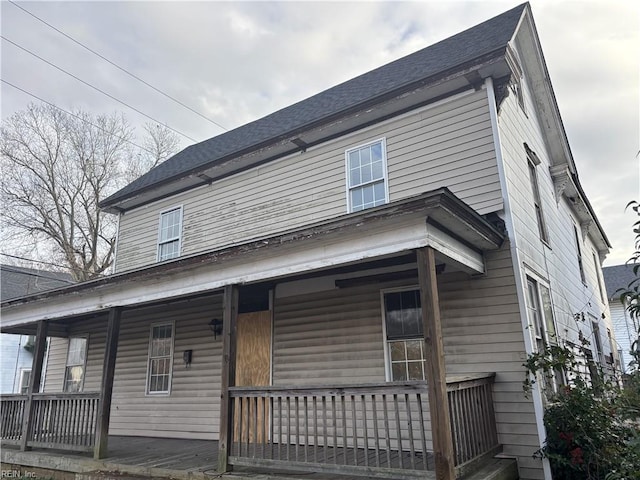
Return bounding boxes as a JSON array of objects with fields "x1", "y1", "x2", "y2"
[
  {"x1": 0, "y1": 4, "x2": 615, "y2": 480},
  {"x1": 603, "y1": 264, "x2": 638, "y2": 373},
  {"x1": 0, "y1": 265, "x2": 74, "y2": 394}
]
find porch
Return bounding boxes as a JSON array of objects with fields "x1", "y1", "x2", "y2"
[
  {"x1": 1, "y1": 190, "x2": 524, "y2": 479},
  {"x1": 2, "y1": 374, "x2": 503, "y2": 479}
]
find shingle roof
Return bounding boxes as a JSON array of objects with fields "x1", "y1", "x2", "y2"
[
  {"x1": 101, "y1": 3, "x2": 528, "y2": 208},
  {"x1": 0, "y1": 264, "x2": 74, "y2": 301},
  {"x1": 603, "y1": 264, "x2": 638, "y2": 300}
]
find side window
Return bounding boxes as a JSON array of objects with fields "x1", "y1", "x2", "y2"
[
  {"x1": 590, "y1": 317, "x2": 603, "y2": 364},
  {"x1": 19, "y1": 369, "x2": 31, "y2": 394},
  {"x1": 526, "y1": 155, "x2": 548, "y2": 244},
  {"x1": 526, "y1": 277, "x2": 563, "y2": 390},
  {"x1": 64, "y1": 337, "x2": 88, "y2": 393},
  {"x1": 573, "y1": 224, "x2": 586, "y2": 283},
  {"x1": 157, "y1": 207, "x2": 183, "y2": 262},
  {"x1": 345, "y1": 139, "x2": 388, "y2": 213},
  {"x1": 383, "y1": 289, "x2": 425, "y2": 381},
  {"x1": 147, "y1": 322, "x2": 174, "y2": 395},
  {"x1": 592, "y1": 251, "x2": 605, "y2": 304}
]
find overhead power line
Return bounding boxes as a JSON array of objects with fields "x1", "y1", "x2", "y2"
[
  {"x1": 1, "y1": 78, "x2": 157, "y2": 156},
  {"x1": 1, "y1": 35, "x2": 198, "y2": 143},
  {"x1": 0, "y1": 253, "x2": 75, "y2": 273},
  {"x1": 8, "y1": 0, "x2": 227, "y2": 132}
]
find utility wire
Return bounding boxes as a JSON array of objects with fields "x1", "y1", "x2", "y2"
[
  {"x1": 8, "y1": 0, "x2": 227, "y2": 132},
  {"x1": 1, "y1": 35, "x2": 198, "y2": 143},
  {"x1": 0, "y1": 253, "x2": 78, "y2": 274},
  {"x1": 1, "y1": 264, "x2": 75, "y2": 284},
  {"x1": 1, "y1": 78, "x2": 157, "y2": 156}
]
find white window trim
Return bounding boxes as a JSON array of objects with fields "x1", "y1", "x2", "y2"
[
  {"x1": 572, "y1": 222, "x2": 586, "y2": 284},
  {"x1": 145, "y1": 321, "x2": 175, "y2": 396},
  {"x1": 592, "y1": 250, "x2": 606, "y2": 304},
  {"x1": 380, "y1": 285, "x2": 423, "y2": 382},
  {"x1": 345, "y1": 138, "x2": 390, "y2": 213},
  {"x1": 63, "y1": 335, "x2": 89, "y2": 393},
  {"x1": 18, "y1": 368, "x2": 31, "y2": 395},
  {"x1": 524, "y1": 273, "x2": 559, "y2": 349},
  {"x1": 526, "y1": 157, "x2": 548, "y2": 245},
  {"x1": 156, "y1": 206, "x2": 184, "y2": 262},
  {"x1": 589, "y1": 315, "x2": 604, "y2": 365}
]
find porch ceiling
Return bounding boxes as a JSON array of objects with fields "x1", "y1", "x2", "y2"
[{"x1": 0, "y1": 188, "x2": 504, "y2": 330}]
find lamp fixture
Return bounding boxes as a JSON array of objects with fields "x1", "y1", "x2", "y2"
[{"x1": 208, "y1": 318, "x2": 223, "y2": 339}]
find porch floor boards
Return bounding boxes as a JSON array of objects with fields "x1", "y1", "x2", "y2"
[{"x1": 2, "y1": 435, "x2": 417, "y2": 480}]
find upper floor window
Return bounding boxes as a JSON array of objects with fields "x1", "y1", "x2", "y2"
[
  {"x1": 573, "y1": 224, "x2": 586, "y2": 283},
  {"x1": 147, "y1": 322, "x2": 174, "y2": 394},
  {"x1": 383, "y1": 289, "x2": 425, "y2": 381},
  {"x1": 592, "y1": 251, "x2": 605, "y2": 304},
  {"x1": 157, "y1": 207, "x2": 183, "y2": 262},
  {"x1": 64, "y1": 336, "x2": 88, "y2": 393},
  {"x1": 524, "y1": 145, "x2": 548, "y2": 244},
  {"x1": 346, "y1": 139, "x2": 388, "y2": 212}
]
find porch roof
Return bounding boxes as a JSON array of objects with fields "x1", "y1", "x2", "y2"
[{"x1": 1, "y1": 188, "x2": 504, "y2": 332}]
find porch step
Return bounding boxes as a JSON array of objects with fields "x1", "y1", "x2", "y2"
[{"x1": 459, "y1": 457, "x2": 519, "y2": 480}]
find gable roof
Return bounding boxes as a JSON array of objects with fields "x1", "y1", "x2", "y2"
[
  {"x1": 0, "y1": 264, "x2": 74, "y2": 302},
  {"x1": 101, "y1": 3, "x2": 528, "y2": 211},
  {"x1": 603, "y1": 264, "x2": 637, "y2": 301}
]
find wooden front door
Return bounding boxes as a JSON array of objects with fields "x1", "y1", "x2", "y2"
[{"x1": 235, "y1": 310, "x2": 271, "y2": 443}]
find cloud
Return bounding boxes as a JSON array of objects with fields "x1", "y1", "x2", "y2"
[{"x1": 1, "y1": 0, "x2": 637, "y2": 264}]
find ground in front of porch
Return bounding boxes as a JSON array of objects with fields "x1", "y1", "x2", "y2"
[{"x1": 1, "y1": 435, "x2": 517, "y2": 480}]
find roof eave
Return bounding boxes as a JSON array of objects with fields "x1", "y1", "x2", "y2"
[{"x1": 100, "y1": 49, "x2": 511, "y2": 214}]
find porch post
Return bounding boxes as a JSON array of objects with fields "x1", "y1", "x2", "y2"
[
  {"x1": 20, "y1": 319, "x2": 48, "y2": 451},
  {"x1": 218, "y1": 284, "x2": 239, "y2": 472},
  {"x1": 417, "y1": 247, "x2": 455, "y2": 480},
  {"x1": 94, "y1": 307, "x2": 122, "y2": 459}
]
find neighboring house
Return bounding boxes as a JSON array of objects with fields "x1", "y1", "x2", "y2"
[
  {"x1": 603, "y1": 264, "x2": 638, "y2": 373},
  {"x1": 0, "y1": 4, "x2": 614, "y2": 480},
  {"x1": 0, "y1": 265, "x2": 73, "y2": 393}
]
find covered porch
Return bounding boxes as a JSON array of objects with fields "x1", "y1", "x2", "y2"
[
  {"x1": 1, "y1": 373, "x2": 497, "y2": 479},
  {"x1": 1, "y1": 189, "x2": 515, "y2": 480}
]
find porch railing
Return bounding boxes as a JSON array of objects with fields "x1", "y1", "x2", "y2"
[
  {"x1": 229, "y1": 374, "x2": 499, "y2": 478},
  {"x1": 0, "y1": 395, "x2": 26, "y2": 445},
  {"x1": 0, "y1": 392, "x2": 100, "y2": 452},
  {"x1": 229, "y1": 382, "x2": 431, "y2": 478},
  {"x1": 447, "y1": 373, "x2": 499, "y2": 467}
]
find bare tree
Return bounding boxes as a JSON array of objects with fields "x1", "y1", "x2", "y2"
[{"x1": 0, "y1": 103, "x2": 180, "y2": 281}]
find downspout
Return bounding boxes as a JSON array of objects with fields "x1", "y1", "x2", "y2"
[{"x1": 485, "y1": 76, "x2": 552, "y2": 480}]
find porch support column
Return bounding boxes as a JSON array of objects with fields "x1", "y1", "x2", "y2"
[
  {"x1": 94, "y1": 307, "x2": 122, "y2": 459},
  {"x1": 20, "y1": 319, "x2": 48, "y2": 451},
  {"x1": 417, "y1": 247, "x2": 455, "y2": 480},
  {"x1": 218, "y1": 284, "x2": 239, "y2": 473}
]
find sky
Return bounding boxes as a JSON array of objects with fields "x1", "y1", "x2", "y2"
[{"x1": 0, "y1": 0, "x2": 638, "y2": 266}]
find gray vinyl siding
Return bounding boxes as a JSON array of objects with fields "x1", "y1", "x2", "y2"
[
  {"x1": 273, "y1": 244, "x2": 537, "y2": 473},
  {"x1": 439, "y1": 245, "x2": 542, "y2": 478},
  {"x1": 43, "y1": 294, "x2": 223, "y2": 440},
  {"x1": 116, "y1": 88, "x2": 502, "y2": 272},
  {"x1": 497, "y1": 37, "x2": 614, "y2": 369}
]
